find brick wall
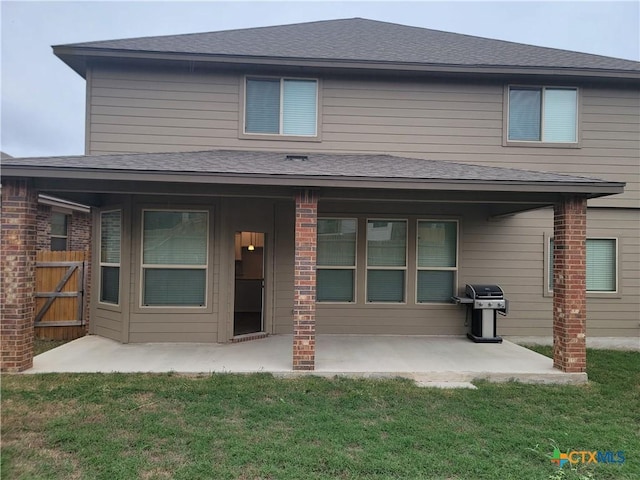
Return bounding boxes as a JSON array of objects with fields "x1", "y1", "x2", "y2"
[
  {"x1": 36, "y1": 204, "x2": 91, "y2": 252},
  {"x1": 293, "y1": 189, "x2": 317, "y2": 370},
  {"x1": 1, "y1": 178, "x2": 38, "y2": 372},
  {"x1": 70, "y1": 210, "x2": 91, "y2": 251},
  {"x1": 553, "y1": 196, "x2": 587, "y2": 373}
]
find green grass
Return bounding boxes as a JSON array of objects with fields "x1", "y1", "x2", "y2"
[{"x1": 2, "y1": 349, "x2": 638, "y2": 480}]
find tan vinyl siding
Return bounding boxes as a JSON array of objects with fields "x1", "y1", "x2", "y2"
[{"x1": 87, "y1": 67, "x2": 638, "y2": 207}]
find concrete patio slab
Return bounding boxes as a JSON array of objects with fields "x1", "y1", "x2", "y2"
[{"x1": 25, "y1": 334, "x2": 587, "y2": 384}]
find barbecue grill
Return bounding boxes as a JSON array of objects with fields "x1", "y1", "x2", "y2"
[{"x1": 453, "y1": 284, "x2": 508, "y2": 343}]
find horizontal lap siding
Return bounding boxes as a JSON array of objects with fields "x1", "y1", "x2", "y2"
[
  {"x1": 92, "y1": 308, "x2": 121, "y2": 341},
  {"x1": 89, "y1": 70, "x2": 638, "y2": 207}
]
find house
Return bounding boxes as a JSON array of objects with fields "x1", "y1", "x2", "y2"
[{"x1": 1, "y1": 18, "x2": 638, "y2": 373}]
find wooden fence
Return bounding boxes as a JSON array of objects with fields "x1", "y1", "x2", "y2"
[{"x1": 35, "y1": 251, "x2": 87, "y2": 340}]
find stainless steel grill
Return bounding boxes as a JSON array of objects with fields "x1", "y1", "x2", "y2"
[
  {"x1": 466, "y1": 284, "x2": 507, "y2": 310},
  {"x1": 453, "y1": 284, "x2": 508, "y2": 343}
]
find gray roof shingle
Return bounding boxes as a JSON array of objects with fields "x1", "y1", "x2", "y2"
[
  {"x1": 1, "y1": 149, "x2": 616, "y2": 185},
  {"x1": 59, "y1": 18, "x2": 639, "y2": 72}
]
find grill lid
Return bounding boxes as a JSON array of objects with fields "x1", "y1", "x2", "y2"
[{"x1": 466, "y1": 284, "x2": 504, "y2": 299}]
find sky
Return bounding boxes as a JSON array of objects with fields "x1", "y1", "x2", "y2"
[{"x1": 1, "y1": 0, "x2": 639, "y2": 158}]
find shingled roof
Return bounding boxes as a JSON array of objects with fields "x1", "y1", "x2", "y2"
[
  {"x1": 1, "y1": 149, "x2": 624, "y2": 196},
  {"x1": 54, "y1": 18, "x2": 640, "y2": 77}
]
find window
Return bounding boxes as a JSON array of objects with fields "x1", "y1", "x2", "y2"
[
  {"x1": 317, "y1": 218, "x2": 357, "y2": 302},
  {"x1": 417, "y1": 221, "x2": 458, "y2": 303},
  {"x1": 245, "y1": 77, "x2": 317, "y2": 136},
  {"x1": 508, "y1": 87, "x2": 577, "y2": 143},
  {"x1": 100, "y1": 210, "x2": 121, "y2": 304},
  {"x1": 548, "y1": 238, "x2": 617, "y2": 293},
  {"x1": 366, "y1": 220, "x2": 406, "y2": 302},
  {"x1": 51, "y1": 212, "x2": 69, "y2": 251},
  {"x1": 142, "y1": 210, "x2": 208, "y2": 307}
]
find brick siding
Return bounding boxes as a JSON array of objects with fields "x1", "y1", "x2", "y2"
[
  {"x1": 552, "y1": 196, "x2": 587, "y2": 373},
  {"x1": 1, "y1": 179, "x2": 38, "y2": 372},
  {"x1": 293, "y1": 189, "x2": 318, "y2": 370}
]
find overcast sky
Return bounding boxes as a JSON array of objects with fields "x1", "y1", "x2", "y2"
[{"x1": 1, "y1": 0, "x2": 639, "y2": 158}]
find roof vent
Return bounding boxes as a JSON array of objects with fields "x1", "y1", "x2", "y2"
[{"x1": 285, "y1": 155, "x2": 308, "y2": 161}]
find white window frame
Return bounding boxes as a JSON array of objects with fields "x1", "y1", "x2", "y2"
[
  {"x1": 365, "y1": 218, "x2": 408, "y2": 304},
  {"x1": 504, "y1": 85, "x2": 580, "y2": 147},
  {"x1": 316, "y1": 217, "x2": 358, "y2": 304},
  {"x1": 140, "y1": 209, "x2": 209, "y2": 309},
  {"x1": 545, "y1": 235, "x2": 619, "y2": 297},
  {"x1": 415, "y1": 219, "x2": 459, "y2": 304},
  {"x1": 242, "y1": 75, "x2": 319, "y2": 138},
  {"x1": 99, "y1": 209, "x2": 121, "y2": 306}
]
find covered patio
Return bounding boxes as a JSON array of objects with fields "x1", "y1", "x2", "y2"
[
  {"x1": 25, "y1": 334, "x2": 586, "y2": 385},
  {"x1": 1, "y1": 150, "x2": 625, "y2": 375}
]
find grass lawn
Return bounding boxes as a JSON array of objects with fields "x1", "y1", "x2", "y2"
[{"x1": 2, "y1": 348, "x2": 638, "y2": 480}]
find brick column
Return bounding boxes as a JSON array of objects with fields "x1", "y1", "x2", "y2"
[
  {"x1": 553, "y1": 196, "x2": 587, "y2": 373},
  {"x1": 1, "y1": 178, "x2": 38, "y2": 372},
  {"x1": 293, "y1": 189, "x2": 317, "y2": 370}
]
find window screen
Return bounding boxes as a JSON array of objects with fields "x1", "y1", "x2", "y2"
[
  {"x1": 245, "y1": 78, "x2": 317, "y2": 136},
  {"x1": 367, "y1": 220, "x2": 406, "y2": 302},
  {"x1": 509, "y1": 87, "x2": 577, "y2": 143},
  {"x1": 317, "y1": 218, "x2": 356, "y2": 302},
  {"x1": 417, "y1": 221, "x2": 458, "y2": 303},
  {"x1": 100, "y1": 210, "x2": 121, "y2": 304},
  {"x1": 142, "y1": 211, "x2": 208, "y2": 307}
]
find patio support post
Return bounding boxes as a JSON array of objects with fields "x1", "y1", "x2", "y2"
[
  {"x1": 293, "y1": 188, "x2": 317, "y2": 370},
  {"x1": 552, "y1": 195, "x2": 587, "y2": 373},
  {"x1": 1, "y1": 178, "x2": 38, "y2": 372}
]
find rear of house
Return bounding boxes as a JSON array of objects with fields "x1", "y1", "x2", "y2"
[{"x1": 1, "y1": 18, "x2": 638, "y2": 372}]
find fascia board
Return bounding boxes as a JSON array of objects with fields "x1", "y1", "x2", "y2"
[{"x1": 52, "y1": 47, "x2": 640, "y2": 81}]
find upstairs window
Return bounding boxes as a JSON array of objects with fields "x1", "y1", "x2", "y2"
[
  {"x1": 50, "y1": 212, "x2": 69, "y2": 251},
  {"x1": 508, "y1": 87, "x2": 577, "y2": 143},
  {"x1": 245, "y1": 77, "x2": 317, "y2": 136}
]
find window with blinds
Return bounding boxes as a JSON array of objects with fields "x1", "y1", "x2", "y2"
[
  {"x1": 317, "y1": 218, "x2": 357, "y2": 302},
  {"x1": 416, "y1": 221, "x2": 458, "y2": 303},
  {"x1": 245, "y1": 77, "x2": 317, "y2": 136},
  {"x1": 366, "y1": 220, "x2": 407, "y2": 303},
  {"x1": 548, "y1": 238, "x2": 617, "y2": 293},
  {"x1": 508, "y1": 86, "x2": 577, "y2": 143},
  {"x1": 100, "y1": 210, "x2": 121, "y2": 305},
  {"x1": 142, "y1": 210, "x2": 208, "y2": 307}
]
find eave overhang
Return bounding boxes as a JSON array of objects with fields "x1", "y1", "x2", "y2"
[
  {"x1": 53, "y1": 46, "x2": 640, "y2": 82},
  {"x1": 2, "y1": 164, "x2": 625, "y2": 199}
]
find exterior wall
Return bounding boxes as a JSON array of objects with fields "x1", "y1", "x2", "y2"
[
  {"x1": 86, "y1": 65, "x2": 639, "y2": 209},
  {"x1": 1, "y1": 179, "x2": 37, "y2": 372},
  {"x1": 84, "y1": 64, "x2": 639, "y2": 339},
  {"x1": 90, "y1": 194, "x2": 281, "y2": 343}
]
